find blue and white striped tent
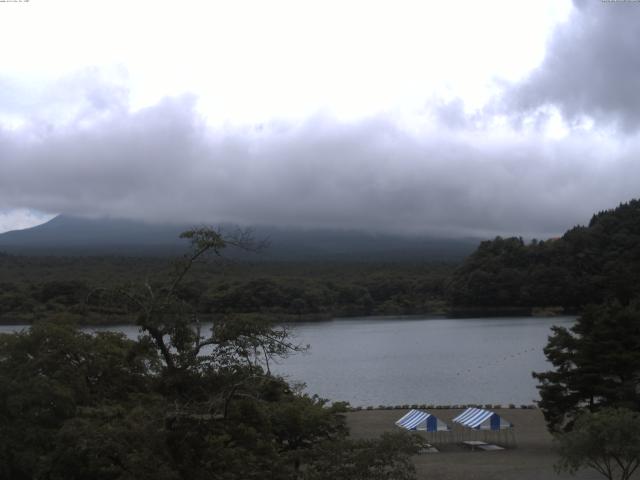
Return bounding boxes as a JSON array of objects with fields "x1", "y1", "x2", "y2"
[
  {"x1": 395, "y1": 409, "x2": 450, "y2": 432},
  {"x1": 452, "y1": 408, "x2": 512, "y2": 430}
]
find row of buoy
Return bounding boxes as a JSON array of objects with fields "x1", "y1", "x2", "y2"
[{"x1": 454, "y1": 347, "x2": 538, "y2": 376}]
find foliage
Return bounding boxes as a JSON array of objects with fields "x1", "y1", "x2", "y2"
[
  {"x1": 0, "y1": 227, "x2": 422, "y2": 480},
  {"x1": 301, "y1": 432, "x2": 425, "y2": 480},
  {"x1": 533, "y1": 302, "x2": 640, "y2": 432},
  {"x1": 448, "y1": 199, "x2": 640, "y2": 309},
  {"x1": 0, "y1": 255, "x2": 453, "y2": 325},
  {"x1": 555, "y1": 408, "x2": 640, "y2": 480},
  {"x1": 0, "y1": 321, "x2": 159, "y2": 480}
]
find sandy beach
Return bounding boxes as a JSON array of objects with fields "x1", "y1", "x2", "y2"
[{"x1": 346, "y1": 408, "x2": 626, "y2": 480}]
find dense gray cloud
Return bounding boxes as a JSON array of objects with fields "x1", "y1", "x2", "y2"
[
  {"x1": 507, "y1": 0, "x2": 640, "y2": 131},
  {"x1": 3, "y1": 1, "x2": 640, "y2": 239},
  {"x1": 1, "y1": 73, "x2": 639, "y2": 239}
]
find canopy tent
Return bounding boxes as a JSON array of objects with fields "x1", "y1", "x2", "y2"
[
  {"x1": 451, "y1": 407, "x2": 516, "y2": 447},
  {"x1": 395, "y1": 409, "x2": 450, "y2": 432},
  {"x1": 452, "y1": 408, "x2": 512, "y2": 430}
]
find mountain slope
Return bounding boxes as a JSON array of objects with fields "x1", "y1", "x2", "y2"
[
  {"x1": 0, "y1": 215, "x2": 479, "y2": 261},
  {"x1": 0, "y1": 215, "x2": 187, "y2": 248}
]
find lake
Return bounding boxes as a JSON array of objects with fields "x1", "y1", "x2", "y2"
[{"x1": 0, "y1": 315, "x2": 574, "y2": 407}]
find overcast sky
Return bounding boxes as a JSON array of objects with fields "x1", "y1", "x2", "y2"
[{"x1": 1, "y1": 0, "x2": 639, "y2": 237}]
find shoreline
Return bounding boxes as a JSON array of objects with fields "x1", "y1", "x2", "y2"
[
  {"x1": 0, "y1": 309, "x2": 576, "y2": 328},
  {"x1": 345, "y1": 403, "x2": 538, "y2": 411}
]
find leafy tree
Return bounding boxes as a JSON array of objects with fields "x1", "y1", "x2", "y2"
[
  {"x1": 533, "y1": 302, "x2": 640, "y2": 432},
  {"x1": 1, "y1": 227, "x2": 422, "y2": 479},
  {"x1": 555, "y1": 408, "x2": 640, "y2": 480},
  {"x1": 0, "y1": 321, "x2": 158, "y2": 480},
  {"x1": 46, "y1": 400, "x2": 179, "y2": 480},
  {"x1": 301, "y1": 432, "x2": 425, "y2": 480}
]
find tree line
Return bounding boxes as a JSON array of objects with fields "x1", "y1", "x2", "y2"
[
  {"x1": 3, "y1": 200, "x2": 640, "y2": 326},
  {"x1": 448, "y1": 199, "x2": 640, "y2": 310},
  {"x1": 0, "y1": 257, "x2": 452, "y2": 325}
]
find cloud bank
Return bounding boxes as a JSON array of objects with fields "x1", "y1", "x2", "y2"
[
  {"x1": 507, "y1": 0, "x2": 640, "y2": 131},
  {"x1": 2, "y1": 1, "x2": 640, "y2": 238},
  {"x1": 1, "y1": 87, "x2": 638, "y2": 238}
]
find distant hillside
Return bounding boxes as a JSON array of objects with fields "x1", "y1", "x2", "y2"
[
  {"x1": 0, "y1": 216, "x2": 188, "y2": 254},
  {"x1": 447, "y1": 199, "x2": 640, "y2": 309},
  {"x1": 0, "y1": 215, "x2": 479, "y2": 262}
]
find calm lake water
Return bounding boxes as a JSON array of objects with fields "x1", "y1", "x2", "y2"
[{"x1": 0, "y1": 315, "x2": 574, "y2": 407}]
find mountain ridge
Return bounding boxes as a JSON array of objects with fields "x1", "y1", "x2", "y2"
[{"x1": 0, "y1": 215, "x2": 480, "y2": 261}]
